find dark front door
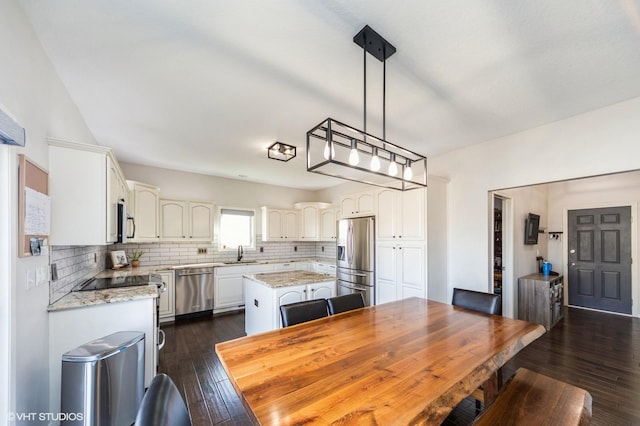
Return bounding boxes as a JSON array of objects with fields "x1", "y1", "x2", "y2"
[{"x1": 568, "y1": 206, "x2": 632, "y2": 314}]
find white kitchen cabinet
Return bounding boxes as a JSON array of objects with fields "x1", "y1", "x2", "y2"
[
  {"x1": 275, "y1": 280, "x2": 333, "y2": 312},
  {"x1": 376, "y1": 188, "x2": 426, "y2": 241},
  {"x1": 340, "y1": 190, "x2": 375, "y2": 217},
  {"x1": 376, "y1": 241, "x2": 426, "y2": 304},
  {"x1": 274, "y1": 262, "x2": 297, "y2": 271},
  {"x1": 158, "y1": 270, "x2": 175, "y2": 322},
  {"x1": 294, "y1": 202, "x2": 332, "y2": 241},
  {"x1": 320, "y1": 207, "x2": 339, "y2": 241},
  {"x1": 48, "y1": 297, "x2": 156, "y2": 415},
  {"x1": 160, "y1": 199, "x2": 214, "y2": 241},
  {"x1": 261, "y1": 207, "x2": 300, "y2": 241},
  {"x1": 160, "y1": 199, "x2": 187, "y2": 240},
  {"x1": 189, "y1": 201, "x2": 214, "y2": 240},
  {"x1": 244, "y1": 277, "x2": 336, "y2": 334},
  {"x1": 313, "y1": 262, "x2": 337, "y2": 277},
  {"x1": 214, "y1": 263, "x2": 275, "y2": 312},
  {"x1": 49, "y1": 139, "x2": 127, "y2": 245},
  {"x1": 128, "y1": 181, "x2": 160, "y2": 242}
]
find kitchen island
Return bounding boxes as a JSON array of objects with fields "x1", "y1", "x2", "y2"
[{"x1": 243, "y1": 270, "x2": 336, "y2": 335}]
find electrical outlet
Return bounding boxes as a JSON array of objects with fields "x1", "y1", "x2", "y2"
[
  {"x1": 197, "y1": 248, "x2": 208, "y2": 255},
  {"x1": 321, "y1": 246, "x2": 325, "y2": 252},
  {"x1": 94, "y1": 253, "x2": 98, "y2": 263},
  {"x1": 260, "y1": 247, "x2": 264, "y2": 253},
  {"x1": 294, "y1": 246, "x2": 297, "y2": 252},
  {"x1": 51, "y1": 263, "x2": 58, "y2": 281}
]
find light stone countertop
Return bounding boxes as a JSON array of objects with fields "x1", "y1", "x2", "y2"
[
  {"x1": 244, "y1": 270, "x2": 336, "y2": 289},
  {"x1": 50, "y1": 258, "x2": 336, "y2": 311},
  {"x1": 95, "y1": 258, "x2": 336, "y2": 278},
  {"x1": 48, "y1": 285, "x2": 158, "y2": 312}
]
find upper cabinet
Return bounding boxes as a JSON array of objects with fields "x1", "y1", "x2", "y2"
[
  {"x1": 294, "y1": 202, "x2": 332, "y2": 241},
  {"x1": 376, "y1": 188, "x2": 426, "y2": 241},
  {"x1": 319, "y1": 207, "x2": 339, "y2": 241},
  {"x1": 261, "y1": 207, "x2": 300, "y2": 241},
  {"x1": 340, "y1": 190, "x2": 375, "y2": 218},
  {"x1": 160, "y1": 199, "x2": 214, "y2": 241},
  {"x1": 128, "y1": 181, "x2": 160, "y2": 242},
  {"x1": 49, "y1": 139, "x2": 127, "y2": 245}
]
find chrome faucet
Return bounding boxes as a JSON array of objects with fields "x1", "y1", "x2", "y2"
[{"x1": 237, "y1": 245, "x2": 244, "y2": 261}]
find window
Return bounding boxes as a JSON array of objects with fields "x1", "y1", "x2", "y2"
[{"x1": 219, "y1": 208, "x2": 255, "y2": 250}]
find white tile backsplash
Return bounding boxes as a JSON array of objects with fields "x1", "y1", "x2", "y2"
[{"x1": 49, "y1": 237, "x2": 337, "y2": 303}]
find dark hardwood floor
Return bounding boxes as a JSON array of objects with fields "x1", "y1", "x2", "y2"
[{"x1": 159, "y1": 306, "x2": 640, "y2": 425}]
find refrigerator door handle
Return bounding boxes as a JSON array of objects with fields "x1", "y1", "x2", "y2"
[
  {"x1": 347, "y1": 221, "x2": 354, "y2": 265},
  {"x1": 339, "y1": 282, "x2": 370, "y2": 292}
]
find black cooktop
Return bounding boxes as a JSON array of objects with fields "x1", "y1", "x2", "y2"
[{"x1": 75, "y1": 275, "x2": 153, "y2": 291}]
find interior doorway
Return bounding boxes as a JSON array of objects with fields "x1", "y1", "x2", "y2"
[{"x1": 491, "y1": 193, "x2": 513, "y2": 316}]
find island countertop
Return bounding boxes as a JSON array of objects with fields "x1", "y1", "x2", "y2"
[{"x1": 243, "y1": 270, "x2": 336, "y2": 288}]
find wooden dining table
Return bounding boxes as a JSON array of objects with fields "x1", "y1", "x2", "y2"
[{"x1": 215, "y1": 297, "x2": 545, "y2": 425}]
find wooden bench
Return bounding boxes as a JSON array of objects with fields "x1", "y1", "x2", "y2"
[{"x1": 473, "y1": 368, "x2": 592, "y2": 425}]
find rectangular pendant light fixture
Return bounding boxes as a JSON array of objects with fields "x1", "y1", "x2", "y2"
[
  {"x1": 306, "y1": 25, "x2": 427, "y2": 191},
  {"x1": 268, "y1": 141, "x2": 296, "y2": 162},
  {"x1": 307, "y1": 118, "x2": 427, "y2": 190}
]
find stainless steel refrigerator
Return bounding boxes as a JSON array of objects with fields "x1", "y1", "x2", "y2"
[{"x1": 337, "y1": 216, "x2": 375, "y2": 306}]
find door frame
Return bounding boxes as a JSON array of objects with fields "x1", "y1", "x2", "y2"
[
  {"x1": 0, "y1": 146, "x2": 13, "y2": 422},
  {"x1": 489, "y1": 193, "x2": 514, "y2": 317},
  {"x1": 563, "y1": 201, "x2": 638, "y2": 317}
]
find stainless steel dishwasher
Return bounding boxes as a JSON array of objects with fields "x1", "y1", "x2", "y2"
[{"x1": 175, "y1": 266, "x2": 215, "y2": 316}]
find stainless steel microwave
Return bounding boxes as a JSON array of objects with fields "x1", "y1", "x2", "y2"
[{"x1": 117, "y1": 202, "x2": 135, "y2": 243}]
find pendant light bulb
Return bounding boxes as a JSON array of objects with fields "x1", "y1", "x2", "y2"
[
  {"x1": 388, "y1": 154, "x2": 398, "y2": 177},
  {"x1": 348, "y1": 140, "x2": 360, "y2": 166},
  {"x1": 323, "y1": 141, "x2": 336, "y2": 160},
  {"x1": 403, "y1": 160, "x2": 413, "y2": 180},
  {"x1": 370, "y1": 147, "x2": 381, "y2": 171}
]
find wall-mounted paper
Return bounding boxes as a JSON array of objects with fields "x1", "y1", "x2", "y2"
[{"x1": 24, "y1": 187, "x2": 50, "y2": 235}]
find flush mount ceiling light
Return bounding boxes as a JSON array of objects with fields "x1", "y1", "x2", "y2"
[
  {"x1": 307, "y1": 25, "x2": 427, "y2": 191},
  {"x1": 268, "y1": 141, "x2": 296, "y2": 162}
]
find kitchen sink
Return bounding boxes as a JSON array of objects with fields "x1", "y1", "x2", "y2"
[{"x1": 223, "y1": 260, "x2": 259, "y2": 264}]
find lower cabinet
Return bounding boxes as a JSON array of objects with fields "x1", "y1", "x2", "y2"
[
  {"x1": 214, "y1": 264, "x2": 276, "y2": 312},
  {"x1": 376, "y1": 242, "x2": 426, "y2": 304},
  {"x1": 158, "y1": 270, "x2": 175, "y2": 322},
  {"x1": 244, "y1": 279, "x2": 336, "y2": 335},
  {"x1": 313, "y1": 262, "x2": 337, "y2": 276}
]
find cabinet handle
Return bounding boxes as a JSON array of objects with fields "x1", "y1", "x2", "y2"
[{"x1": 399, "y1": 235, "x2": 402, "y2": 238}]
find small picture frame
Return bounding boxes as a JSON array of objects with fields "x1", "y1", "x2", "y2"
[{"x1": 110, "y1": 250, "x2": 128, "y2": 269}]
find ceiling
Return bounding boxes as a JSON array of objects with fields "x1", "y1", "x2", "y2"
[{"x1": 18, "y1": 1, "x2": 640, "y2": 190}]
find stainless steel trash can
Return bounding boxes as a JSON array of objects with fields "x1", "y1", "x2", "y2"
[{"x1": 61, "y1": 331, "x2": 145, "y2": 426}]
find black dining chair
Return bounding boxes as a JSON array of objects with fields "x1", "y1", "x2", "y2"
[
  {"x1": 451, "y1": 287, "x2": 502, "y2": 413},
  {"x1": 135, "y1": 373, "x2": 192, "y2": 426},
  {"x1": 280, "y1": 299, "x2": 329, "y2": 327},
  {"x1": 327, "y1": 293, "x2": 365, "y2": 315},
  {"x1": 451, "y1": 288, "x2": 502, "y2": 315}
]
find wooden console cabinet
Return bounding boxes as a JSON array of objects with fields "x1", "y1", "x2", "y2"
[{"x1": 518, "y1": 273, "x2": 564, "y2": 330}]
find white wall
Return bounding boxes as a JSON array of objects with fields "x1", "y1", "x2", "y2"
[
  {"x1": 430, "y1": 96, "x2": 640, "y2": 317},
  {"x1": 0, "y1": 0, "x2": 96, "y2": 418}
]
